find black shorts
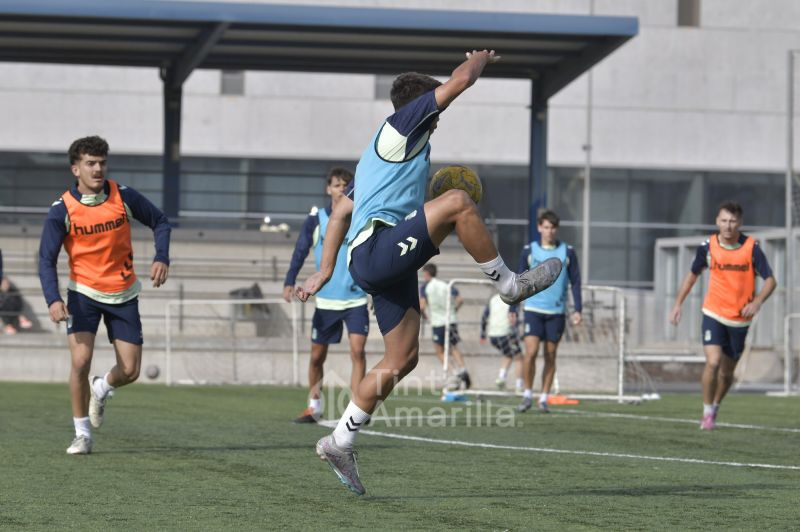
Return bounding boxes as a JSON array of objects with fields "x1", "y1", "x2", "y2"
[
  {"x1": 349, "y1": 208, "x2": 439, "y2": 335},
  {"x1": 66, "y1": 290, "x2": 142, "y2": 345}
]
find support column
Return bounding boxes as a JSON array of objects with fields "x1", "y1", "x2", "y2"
[
  {"x1": 162, "y1": 67, "x2": 182, "y2": 220},
  {"x1": 529, "y1": 82, "x2": 548, "y2": 242}
]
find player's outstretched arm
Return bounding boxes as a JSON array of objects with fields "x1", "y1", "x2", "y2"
[
  {"x1": 296, "y1": 195, "x2": 353, "y2": 301},
  {"x1": 669, "y1": 271, "x2": 699, "y2": 325},
  {"x1": 434, "y1": 50, "x2": 500, "y2": 109}
]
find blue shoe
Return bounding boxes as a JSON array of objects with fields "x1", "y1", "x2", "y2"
[{"x1": 517, "y1": 397, "x2": 533, "y2": 413}]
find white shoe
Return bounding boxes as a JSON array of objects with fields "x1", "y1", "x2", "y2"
[
  {"x1": 88, "y1": 376, "x2": 107, "y2": 428},
  {"x1": 66, "y1": 435, "x2": 92, "y2": 455},
  {"x1": 500, "y1": 257, "x2": 562, "y2": 305},
  {"x1": 316, "y1": 435, "x2": 365, "y2": 496}
]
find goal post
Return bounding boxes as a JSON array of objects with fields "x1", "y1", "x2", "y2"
[
  {"x1": 767, "y1": 313, "x2": 800, "y2": 396},
  {"x1": 165, "y1": 297, "x2": 299, "y2": 385}
]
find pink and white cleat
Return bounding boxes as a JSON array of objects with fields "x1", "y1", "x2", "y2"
[{"x1": 700, "y1": 413, "x2": 716, "y2": 430}]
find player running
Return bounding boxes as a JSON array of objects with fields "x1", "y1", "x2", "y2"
[
  {"x1": 38, "y1": 136, "x2": 171, "y2": 455},
  {"x1": 670, "y1": 202, "x2": 776, "y2": 430}
]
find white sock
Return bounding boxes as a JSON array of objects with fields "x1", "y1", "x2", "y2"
[
  {"x1": 74, "y1": 417, "x2": 91, "y2": 439},
  {"x1": 333, "y1": 401, "x2": 371, "y2": 449},
  {"x1": 309, "y1": 397, "x2": 321, "y2": 413},
  {"x1": 703, "y1": 403, "x2": 714, "y2": 416},
  {"x1": 498, "y1": 367, "x2": 508, "y2": 380},
  {"x1": 93, "y1": 372, "x2": 115, "y2": 399},
  {"x1": 516, "y1": 378, "x2": 524, "y2": 390},
  {"x1": 478, "y1": 256, "x2": 515, "y2": 295},
  {"x1": 539, "y1": 392, "x2": 548, "y2": 404},
  {"x1": 523, "y1": 389, "x2": 533, "y2": 399}
]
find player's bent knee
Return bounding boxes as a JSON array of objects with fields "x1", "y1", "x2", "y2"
[
  {"x1": 121, "y1": 363, "x2": 141, "y2": 382},
  {"x1": 441, "y1": 188, "x2": 474, "y2": 215}
]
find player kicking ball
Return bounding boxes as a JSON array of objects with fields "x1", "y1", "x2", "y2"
[{"x1": 297, "y1": 50, "x2": 561, "y2": 495}]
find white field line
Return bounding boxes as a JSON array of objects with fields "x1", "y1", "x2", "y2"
[
  {"x1": 357, "y1": 430, "x2": 800, "y2": 471},
  {"x1": 555, "y1": 409, "x2": 800, "y2": 434},
  {"x1": 386, "y1": 395, "x2": 800, "y2": 434}
]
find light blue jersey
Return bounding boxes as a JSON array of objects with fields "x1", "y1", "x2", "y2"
[
  {"x1": 315, "y1": 207, "x2": 367, "y2": 309},
  {"x1": 524, "y1": 242, "x2": 569, "y2": 314},
  {"x1": 346, "y1": 91, "x2": 440, "y2": 258}
]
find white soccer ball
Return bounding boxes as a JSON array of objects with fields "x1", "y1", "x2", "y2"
[{"x1": 145, "y1": 364, "x2": 160, "y2": 380}]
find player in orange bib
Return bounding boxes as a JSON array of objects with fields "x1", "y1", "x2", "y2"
[
  {"x1": 38, "y1": 136, "x2": 171, "y2": 454},
  {"x1": 669, "y1": 202, "x2": 776, "y2": 430}
]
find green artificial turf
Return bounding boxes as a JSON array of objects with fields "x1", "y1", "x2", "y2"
[{"x1": 1, "y1": 383, "x2": 798, "y2": 530}]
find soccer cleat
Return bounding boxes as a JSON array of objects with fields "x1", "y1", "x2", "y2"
[
  {"x1": 517, "y1": 397, "x2": 533, "y2": 413},
  {"x1": 315, "y1": 434, "x2": 366, "y2": 496},
  {"x1": 500, "y1": 257, "x2": 563, "y2": 305},
  {"x1": 459, "y1": 370, "x2": 472, "y2": 390},
  {"x1": 66, "y1": 435, "x2": 92, "y2": 455},
  {"x1": 293, "y1": 407, "x2": 322, "y2": 424},
  {"x1": 88, "y1": 376, "x2": 107, "y2": 429},
  {"x1": 537, "y1": 400, "x2": 550, "y2": 414},
  {"x1": 700, "y1": 413, "x2": 716, "y2": 430},
  {"x1": 495, "y1": 378, "x2": 506, "y2": 390}
]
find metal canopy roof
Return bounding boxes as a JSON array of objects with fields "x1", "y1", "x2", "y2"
[{"x1": 0, "y1": 0, "x2": 637, "y2": 99}]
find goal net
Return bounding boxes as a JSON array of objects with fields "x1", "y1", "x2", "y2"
[
  {"x1": 442, "y1": 281, "x2": 647, "y2": 402},
  {"x1": 164, "y1": 298, "x2": 299, "y2": 385}
]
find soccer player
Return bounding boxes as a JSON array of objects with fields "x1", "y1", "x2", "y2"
[
  {"x1": 480, "y1": 292, "x2": 524, "y2": 392},
  {"x1": 669, "y1": 202, "x2": 776, "y2": 430},
  {"x1": 38, "y1": 136, "x2": 171, "y2": 455},
  {"x1": 283, "y1": 168, "x2": 369, "y2": 423},
  {"x1": 419, "y1": 263, "x2": 471, "y2": 389},
  {"x1": 517, "y1": 210, "x2": 582, "y2": 413},
  {"x1": 296, "y1": 50, "x2": 562, "y2": 495}
]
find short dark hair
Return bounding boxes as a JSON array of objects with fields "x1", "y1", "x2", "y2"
[
  {"x1": 537, "y1": 210, "x2": 560, "y2": 227},
  {"x1": 390, "y1": 72, "x2": 442, "y2": 110},
  {"x1": 718, "y1": 201, "x2": 743, "y2": 219},
  {"x1": 327, "y1": 167, "x2": 354, "y2": 185},
  {"x1": 422, "y1": 263, "x2": 437, "y2": 277},
  {"x1": 69, "y1": 136, "x2": 109, "y2": 165}
]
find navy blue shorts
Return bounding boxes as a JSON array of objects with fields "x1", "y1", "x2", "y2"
[
  {"x1": 432, "y1": 324, "x2": 460, "y2": 347},
  {"x1": 702, "y1": 314, "x2": 749, "y2": 360},
  {"x1": 349, "y1": 208, "x2": 439, "y2": 335},
  {"x1": 490, "y1": 334, "x2": 523, "y2": 358},
  {"x1": 311, "y1": 305, "x2": 369, "y2": 345},
  {"x1": 66, "y1": 290, "x2": 143, "y2": 345},
  {"x1": 523, "y1": 311, "x2": 566, "y2": 343}
]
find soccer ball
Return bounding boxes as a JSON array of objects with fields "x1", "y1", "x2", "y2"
[
  {"x1": 428, "y1": 165, "x2": 483, "y2": 204},
  {"x1": 145, "y1": 364, "x2": 160, "y2": 380}
]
